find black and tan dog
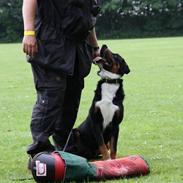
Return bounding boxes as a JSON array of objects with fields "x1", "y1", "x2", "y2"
[{"x1": 65, "y1": 45, "x2": 130, "y2": 160}]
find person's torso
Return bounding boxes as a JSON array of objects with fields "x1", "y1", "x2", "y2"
[{"x1": 36, "y1": 0, "x2": 66, "y2": 26}]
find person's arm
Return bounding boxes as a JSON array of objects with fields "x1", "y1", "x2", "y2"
[
  {"x1": 87, "y1": 28, "x2": 100, "y2": 58},
  {"x1": 22, "y1": 0, "x2": 38, "y2": 57}
]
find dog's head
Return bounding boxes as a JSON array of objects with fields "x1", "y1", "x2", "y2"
[{"x1": 93, "y1": 45, "x2": 130, "y2": 77}]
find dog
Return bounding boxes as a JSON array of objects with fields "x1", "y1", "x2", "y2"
[{"x1": 65, "y1": 45, "x2": 130, "y2": 160}]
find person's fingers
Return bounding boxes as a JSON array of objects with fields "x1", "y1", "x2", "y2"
[
  {"x1": 24, "y1": 43, "x2": 34, "y2": 56},
  {"x1": 27, "y1": 45, "x2": 32, "y2": 56},
  {"x1": 30, "y1": 46, "x2": 34, "y2": 57},
  {"x1": 35, "y1": 42, "x2": 38, "y2": 53},
  {"x1": 31, "y1": 45, "x2": 37, "y2": 57},
  {"x1": 23, "y1": 43, "x2": 26, "y2": 53},
  {"x1": 22, "y1": 36, "x2": 38, "y2": 56},
  {"x1": 29, "y1": 45, "x2": 34, "y2": 57},
  {"x1": 32, "y1": 42, "x2": 38, "y2": 56},
  {"x1": 30, "y1": 44, "x2": 38, "y2": 57},
  {"x1": 23, "y1": 43, "x2": 28, "y2": 55}
]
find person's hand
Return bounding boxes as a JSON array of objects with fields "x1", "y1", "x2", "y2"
[
  {"x1": 22, "y1": 35, "x2": 38, "y2": 57},
  {"x1": 92, "y1": 47, "x2": 100, "y2": 59}
]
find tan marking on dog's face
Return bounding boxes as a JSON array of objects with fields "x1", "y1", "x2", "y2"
[
  {"x1": 112, "y1": 62, "x2": 120, "y2": 73},
  {"x1": 100, "y1": 44, "x2": 130, "y2": 76},
  {"x1": 104, "y1": 49, "x2": 121, "y2": 74}
]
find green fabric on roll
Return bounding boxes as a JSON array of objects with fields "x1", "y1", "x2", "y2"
[{"x1": 57, "y1": 151, "x2": 97, "y2": 182}]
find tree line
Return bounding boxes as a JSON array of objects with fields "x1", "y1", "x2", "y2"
[
  {"x1": 0, "y1": 0, "x2": 183, "y2": 42},
  {"x1": 98, "y1": 0, "x2": 183, "y2": 38}
]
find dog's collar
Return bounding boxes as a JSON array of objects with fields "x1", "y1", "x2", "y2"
[{"x1": 101, "y1": 78, "x2": 122, "y2": 84}]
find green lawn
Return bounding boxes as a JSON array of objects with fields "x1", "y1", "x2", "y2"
[{"x1": 0, "y1": 37, "x2": 183, "y2": 183}]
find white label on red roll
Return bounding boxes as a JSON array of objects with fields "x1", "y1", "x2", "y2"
[{"x1": 36, "y1": 160, "x2": 47, "y2": 176}]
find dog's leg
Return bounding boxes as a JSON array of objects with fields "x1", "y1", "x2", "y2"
[
  {"x1": 109, "y1": 110, "x2": 121, "y2": 159},
  {"x1": 110, "y1": 136, "x2": 117, "y2": 159},
  {"x1": 92, "y1": 105, "x2": 110, "y2": 160},
  {"x1": 99, "y1": 144, "x2": 110, "y2": 160},
  {"x1": 94, "y1": 125, "x2": 110, "y2": 160},
  {"x1": 110, "y1": 126, "x2": 119, "y2": 159}
]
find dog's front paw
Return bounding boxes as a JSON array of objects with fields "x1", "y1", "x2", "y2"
[
  {"x1": 110, "y1": 153, "x2": 117, "y2": 159},
  {"x1": 102, "y1": 152, "x2": 110, "y2": 160},
  {"x1": 99, "y1": 144, "x2": 110, "y2": 160}
]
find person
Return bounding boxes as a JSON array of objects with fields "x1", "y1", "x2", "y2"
[{"x1": 22, "y1": 0, "x2": 100, "y2": 158}]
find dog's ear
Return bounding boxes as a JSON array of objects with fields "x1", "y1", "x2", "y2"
[
  {"x1": 119, "y1": 58, "x2": 130, "y2": 75},
  {"x1": 100, "y1": 44, "x2": 108, "y2": 57}
]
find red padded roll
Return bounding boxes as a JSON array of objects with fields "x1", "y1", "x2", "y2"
[
  {"x1": 91, "y1": 155, "x2": 149, "y2": 179},
  {"x1": 52, "y1": 152, "x2": 66, "y2": 181}
]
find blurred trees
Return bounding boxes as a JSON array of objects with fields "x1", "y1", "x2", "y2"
[
  {"x1": 0, "y1": 0, "x2": 183, "y2": 42},
  {"x1": 0, "y1": 0, "x2": 22, "y2": 42},
  {"x1": 97, "y1": 0, "x2": 183, "y2": 38}
]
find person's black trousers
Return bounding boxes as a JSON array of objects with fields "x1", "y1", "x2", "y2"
[{"x1": 27, "y1": 63, "x2": 84, "y2": 156}]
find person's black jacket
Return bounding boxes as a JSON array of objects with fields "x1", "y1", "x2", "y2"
[{"x1": 27, "y1": 0, "x2": 98, "y2": 78}]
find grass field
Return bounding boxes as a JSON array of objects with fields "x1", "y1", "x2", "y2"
[{"x1": 0, "y1": 37, "x2": 183, "y2": 183}]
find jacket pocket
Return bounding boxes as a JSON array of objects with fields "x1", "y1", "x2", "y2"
[{"x1": 27, "y1": 38, "x2": 76, "y2": 76}]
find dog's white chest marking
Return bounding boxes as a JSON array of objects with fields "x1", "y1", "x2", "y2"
[{"x1": 96, "y1": 83, "x2": 119, "y2": 130}]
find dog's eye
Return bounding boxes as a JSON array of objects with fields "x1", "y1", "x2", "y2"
[{"x1": 113, "y1": 54, "x2": 120, "y2": 61}]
